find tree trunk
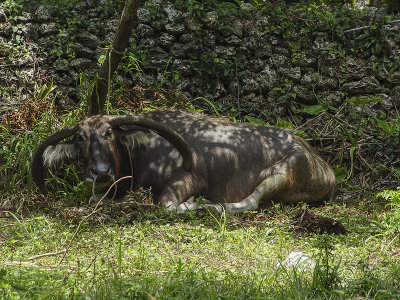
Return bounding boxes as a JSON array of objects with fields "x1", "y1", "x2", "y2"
[{"x1": 89, "y1": 0, "x2": 143, "y2": 115}]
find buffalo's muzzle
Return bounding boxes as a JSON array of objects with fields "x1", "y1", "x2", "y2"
[{"x1": 85, "y1": 163, "x2": 114, "y2": 187}]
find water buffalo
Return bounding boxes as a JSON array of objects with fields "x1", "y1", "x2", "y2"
[{"x1": 31, "y1": 110, "x2": 336, "y2": 213}]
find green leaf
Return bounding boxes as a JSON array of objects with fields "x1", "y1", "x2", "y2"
[
  {"x1": 375, "y1": 118, "x2": 393, "y2": 135},
  {"x1": 334, "y1": 167, "x2": 347, "y2": 184},
  {"x1": 245, "y1": 116, "x2": 270, "y2": 126},
  {"x1": 300, "y1": 104, "x2": 328, "y2": 115},
  {"x1": 295, "y1": 130, "x2": 307, "y2": 138},
  {"x1": 275, "y1": 121, "x2": 293, "y2": 129},
  {"x1": 0, "y1": 268, "x2": 7, "y2": 279}
]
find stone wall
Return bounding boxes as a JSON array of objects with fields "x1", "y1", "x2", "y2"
[{"x1": 1, "y1": 0, "x2": 400, "y2": 120}]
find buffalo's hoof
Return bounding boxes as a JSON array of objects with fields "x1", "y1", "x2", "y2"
[{"x1": 202, "y1": 203, "x2": 225, "y2": 215}]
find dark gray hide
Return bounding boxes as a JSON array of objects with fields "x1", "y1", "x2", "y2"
[{"x1": 33, "y1": 110, "x2": 336, "y2": 214}]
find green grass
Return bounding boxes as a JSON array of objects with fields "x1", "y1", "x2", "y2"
[{"x1": 0, "y1": 199, "x2": 400, "y2": 299}]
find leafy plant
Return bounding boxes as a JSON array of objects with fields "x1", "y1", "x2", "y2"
[
  {"x1": 312, "y1": 234, "x2": 342, "y2": 292},
  {"x1": 375, "y1": 188, "x2": 400, "y2": 239},
  {"x1": 300, "y1": 97, "x2": 384, "y2": 181},
  {"x1": 375, "y1": 117, "x2": 400, "y2": 137}
]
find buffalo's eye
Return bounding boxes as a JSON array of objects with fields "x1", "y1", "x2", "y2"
[
  {"x1": 76, "y1": 134, "x2": 85, "y2": 143},
  {"x1": 104, "y1": 128, "x2": 113, "y2": 138}
]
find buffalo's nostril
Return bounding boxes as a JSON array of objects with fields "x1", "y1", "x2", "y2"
[{"x1": 89, "y1": 165, "x2": 112, "y2": 183}]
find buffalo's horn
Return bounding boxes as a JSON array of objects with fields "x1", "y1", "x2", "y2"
[
  {"x1": 31, "y1": 125, "x2": 78, "y2": 194},
  {"x1": 109, "y1": 116, "x2": 192, "y2": 171}
]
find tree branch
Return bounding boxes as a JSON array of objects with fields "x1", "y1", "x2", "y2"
[{"x1": 89, "y1": 0, "x2": 143, "y2": 115}]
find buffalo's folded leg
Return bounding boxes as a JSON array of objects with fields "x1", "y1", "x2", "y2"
[
  {"x1": 159, "y1": 173, "x2": 198, "y2": 212},
  {"x1": 223, "y1": 173, "x2": 288, "y2": 214}
]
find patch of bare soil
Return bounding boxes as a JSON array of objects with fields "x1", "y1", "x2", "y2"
[
  {"x1": 289, "y1": 208, "x2": 347, "y2": 235},
  {"x1": 114, "y1": 86, "x2": 190, "y2": 113},
  {"x1": 62, "y1": 188, "x2": 157, "y2": 224},
  {"x1": 1, "y1": 186, "x2": 348, "y2": 236}
]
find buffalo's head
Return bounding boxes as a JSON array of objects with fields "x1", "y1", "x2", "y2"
[{"x1": 31, "y1": 115, "x2": 192, "y2": 194}]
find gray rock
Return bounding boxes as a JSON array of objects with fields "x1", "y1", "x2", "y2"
[
  {"x1": 76, "y1": 33, "x2": 101, "y2": 50},
  {"x1": 175, "y1": 77, "x2": 191, "y2": 92},
  {"x1": 54, "y1": 72, "x2": 74, "y2": 86},
  {"x1": 313, "y1": 36, "x2": 335, "y2": 51},
  {"x1": 73, "y1": 43, "x2": 96, "y2": 59},
  {"x1": 105, "y1": 19, "x2": 119, "y2": 36},
  {"x1": 172, "y1": 59, "x2": 193, "y2": 77},
  {"x1": 243, "y1": 36, "x2": 257, "y2": 51},
  {"x1": 319, "y1": 91, "x2": 345, "y2": 107},
  {"x1": 256, "y1": 16, "x2": 269, "y2": 28},
  {"x1": 387, "y1": 71, "x2": 400, "y2": 85},
  {"x1": 242, "y1": 78, "x2": 259, "y2": 93},
  {"x1": 375, "y1": 93, "x2": 393, "y2": 111},
  {"x1": 88, "y1": 8, "x2": 102, "y2": 19},
  {"x1": 213, "y1": 81, "x2": 226, "y2": 98},
  {"x1": 225, "y1": 35, "x2": 241, "y2": 46},
  {"x1": 20, "y1": 23, "x2": 39, "y2": 40},
  {"x1": 392, "y1": 86, "x2": 400, "y2": 103},
  {"x1": 249, "y1": 58, "x2": 266, "y2": 73},
  {"x1": 292, "y1": 85, "x2": 316, "y2": 104},
  {"x1": 15, "y1": 12, "x2": 32, "y2": 23},
  {"x1": 170, "y1": 43, "x2": 186, "y2": 58},
  {"x1": 179, "y1": 33, "x2": 195, "y2": 43},
  {"x1": 316, "y1": 76, "x2": 338, "y2": 90},
  {"x1": 256, "y1": 65, "x2": 278, "y2": 91},
  {"x1": 133, "y1": 72, "x2": 156, "y2": 87},
  {"x1": 202, "y1": 11, "x2": 218, "y2": 28},
  {"x1": 165, "y1": 23, "x2": 185, "y2": 34},
  {"x1": 38, "y1": 35, "x2": 58, "y2": 48},
  {"x1": 280, "y1": 67, "x2": 301, "y2": 82},
  {"x1": 139, "y1": 38, "x2": 156, "y2": 47},
  {"x1": 215, "y1": 46, "x2": 236, "y2": 57},
  {"x1": 0, "y1": 23, "x2": 12, "y2": 38},
  {"x1": 158, "y1": 33, "x2": 175, "y2": 48},
  {"x1": 163, "y1": 4, "x2": 181, "y2": 22},
  {"x1": 203, "y1": 33, "x2": 216, "y2": 48},
  {"x1": 320, "y1": 65, "x2": 338, "y2": 78},
  {"x1": 147, "y1": 47, "x2": 169, "y2": 67},
  {"x1": 293, "y1": 53, "x2": 317, "y2": 68},
  {"x1": 256, "y1": 43, "x2": 273, "y2": 59},
  {"x1": 240, "y1": 3, "x2": 253, "y2": 10},
  {"x1": 268, "y1": 54, "x2": 289, "y2": 68},
  {"x1": 137, "y1": 7, "x2": 152, "y2": 24},
  {"x1": 270, "y1": 35, "x2": 279, "y2": 46},
  {"x1": 274, "y1": 47, "x2": 290, "y2": 56},
  {"x1": 300, "y1": 72, "x2": 318, "y2": 86},
  {"x1": 0, "y1": 12, "x2": 6, "y2": 22},
  {"x1": 39, "y1": 23, "x2": 58, "y2": 36},
  {"x1": 339, "y1": 58, "x2": 365, "y2": 82},
  {"x1": 232, "y1": 20, "x2": 243, "y2": 36},
  {"x1": 53, "y1": 57, "x2": 71, "y2": 72},
  {"x1": 342, "y1": 76, "x2": 382, "y2": 94},
  {"x1": 34, "y1": 5, "x2": 52, "y2": 22},
  {"x1": 70, "y1": 58, "x2": 93, "y2": 70},
  {"x1": 137, "y1": 24, "x2": 155, "y2": 38}
]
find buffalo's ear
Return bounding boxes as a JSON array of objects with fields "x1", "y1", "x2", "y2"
[
  {"x1": 117, "y1": 125, "x2": 151, "y2": 150},
  {"x1": 42, "y1": 141, "x2": 79, "y2": 168}
]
